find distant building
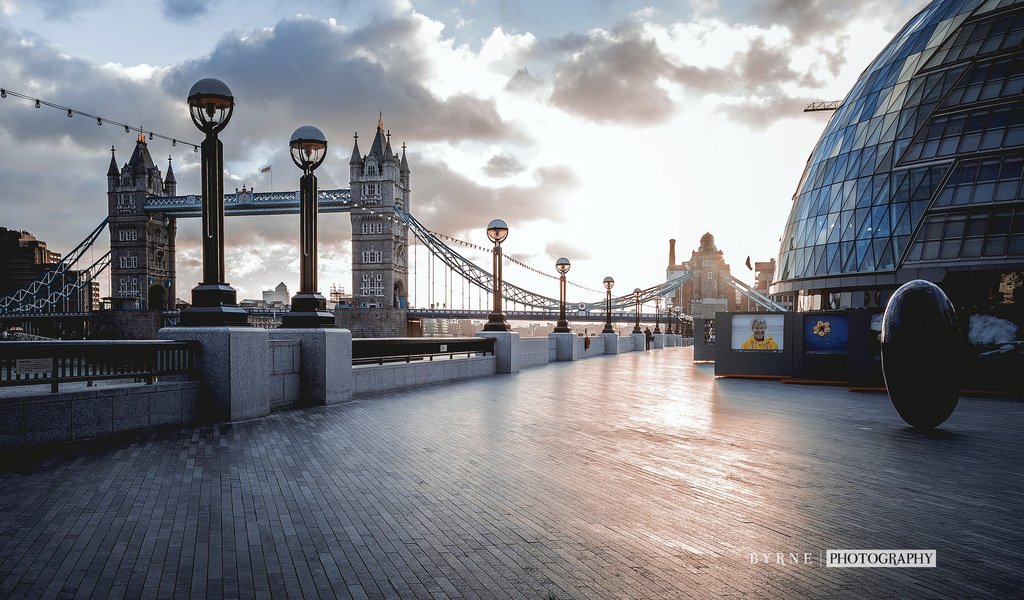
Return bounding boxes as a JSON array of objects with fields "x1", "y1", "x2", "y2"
[
  {"x1": 262, "y1": 282, "x2": 289, "y2": 305},
  {"x1": 0, "y1": 227, "x2": 61, "y2": 293},
  {"x1": 665, "y1": 234, "x2": 762, "y2": 318},
  {"x1": 0, "y1": 226, "x2": 99, "y2": 312},
  {"x1": 348, "y1": 113, "x2": 410, "y2": 310},
  {"x1": 106, "y1": 135, "x2": 177, "y2": 311}
]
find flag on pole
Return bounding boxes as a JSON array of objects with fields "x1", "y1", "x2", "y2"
[
  {"x1": 260, "y1": 165, "x2": 271, "y2": 173},
  {"x1": 745, "y1": 256, "x2": 752, "y2": 270}
]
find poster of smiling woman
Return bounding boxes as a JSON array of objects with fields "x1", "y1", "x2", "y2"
[{"x1": 732, "y1": 314, "x2": 785, "y2": 351}]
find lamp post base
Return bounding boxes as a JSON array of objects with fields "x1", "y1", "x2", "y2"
[
  {"x1": 180, "y1": 283, "x2": 249, "y2": 326},
  {"x1": 632, "y1": 325, "x2": 642, "y2": 334},
  {"x1": 483, "y1": 312, "x2": 511, "y2": 331},
  {"x1": 602, "y1": 325, "x2": 615, "y2": 334},
  {"x1": 282, "y1": 293, "x2": 335, "y2": 328},
  {"x1": 553, "y1": 319, "x2": 571, "y2": 333}
]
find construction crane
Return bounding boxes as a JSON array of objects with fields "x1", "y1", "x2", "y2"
[{"x1": 804, "y1": 100, "x2": 842, "y2": 112}]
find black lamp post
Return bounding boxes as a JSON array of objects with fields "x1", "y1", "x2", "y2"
[
  {"x1": 672, "y1": 306, "x2": 682, "y2": 335},
  {"x1": 554, "y1": 257, "x2": 571, "y2": 333},
  {"x1": 282, "y1": 125, "x2": 334, "y2": 328},
  {"x1": 602, "y1": 276, "x2": 614, "y2": 334},
  {"x1": 180, "y1": 78, "x2": 248, "y2": 326},
  {"x1": 654, "y1": 298, "x2": 662, "y2": 334},
  {"x1": 632, "y1": 288, "x2": 642, "y2": 334},
  {"x1": 483, "y1": 219, "x2": 510, "y2": 331}
]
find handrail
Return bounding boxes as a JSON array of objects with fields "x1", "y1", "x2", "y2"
[
  {"x1": 0, "y1": 340, "x2": 198, "y2": 393},
  {"x1": 352, "y1": 337, "x2": 494, "y2": 366}
]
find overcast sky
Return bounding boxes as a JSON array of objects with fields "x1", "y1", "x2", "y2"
[{"x1": 0, "y1": 0, "x2": 927, "y2": 306}]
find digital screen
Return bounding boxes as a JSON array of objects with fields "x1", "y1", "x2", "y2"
[
  {"x1": 731, "y1": 314, "x2": 784, "y2": 351},
  {"x1": 803, "y1": 314, "x2": 849, "y2": 353}
]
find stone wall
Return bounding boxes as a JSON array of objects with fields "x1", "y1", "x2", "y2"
[
  {"x1": 0, "y1": 380, "x2": 199, "y2": 448},
  {"x1": 269, "y1": 339, "x2": 301, "y2": 410},
  {"x1": 353, "y1": 356, "x2": 496, "y2": 395},
  {"x1": 519, "y1": 337, "x2": 552, "y2": 368},
  {"x1": 90, "y1": 310, "x2": 166, "y2": 340},
  {"x1": 335, "y1": 308, "x2": 409, "y2": 338}
]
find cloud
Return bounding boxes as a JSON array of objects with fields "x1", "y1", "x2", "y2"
[
  {"x1": 160, "y1": 0, "x2": 211, "y2": 23},
  {"x1": 162, "y1": 16, "x2": 519, "y2": 149},
  {"x1": 745, "y1": 0, "x2": 917, "y2": 44},
  {"x1": 411, "y1": 161, "x2": 578, "y2": 236},
  {"x1": 541, "y1": 23, "x2": 832, "y2": 128},
  {"x1": 483, "y1": 153, "x2": 526, "y2": 178},
  {"x1": 550, "y1": 35, "x2": 678, "y2": 125},
  {"x1": 544, "y1": 241, "x2": 594, "y2": 261},
  {"x1": 35, "y1": 0, "x2": 103, "y2": 20},
  {"x1": 505, "y1": 67, "x2": 543, "y2": 94}
]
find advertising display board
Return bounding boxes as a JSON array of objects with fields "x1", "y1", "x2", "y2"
[{"x1": 731, "y1": 314, "x2": 784, "y2": 351}]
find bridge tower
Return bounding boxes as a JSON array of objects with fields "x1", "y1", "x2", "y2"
[
  {"x1": 348, "y1": 113, "x2": 410, "y2": 310},
  {"x1": 106, "y1": 135, "x2": 176, "y2": 310}
]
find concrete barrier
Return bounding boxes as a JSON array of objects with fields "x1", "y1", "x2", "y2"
[
  {"x1": 0, "y1": 380, "x2": 200, "y2": 449},
  {"x1": 353, "y1": 355, "x2": 496, "y2": 396}
]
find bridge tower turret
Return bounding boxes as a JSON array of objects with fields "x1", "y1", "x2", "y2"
[
  {"x1": 106, "y1": 134, "x2": 177, "y2": 312},
  {"x1": 348, "y1": 113, "x2": 410, "y2": 316}
]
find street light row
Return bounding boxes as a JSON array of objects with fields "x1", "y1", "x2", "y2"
[
  {"x1": 179, "y1": 78, "x2": 334, "y2": 327},
  {"x1": 481, "y1": 227, "x2": 688, "y2": 336}
]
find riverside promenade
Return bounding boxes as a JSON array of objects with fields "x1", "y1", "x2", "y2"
[{"x1": 0, "y1": 346, "x2": 1021, "y2": 599}]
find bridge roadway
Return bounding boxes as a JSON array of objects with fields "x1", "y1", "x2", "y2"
[
  {"x1": 407, "y1": 309, "x2": 685, "y2": 325},
  {"x1": 0, "y1": 347, "x2": 1020, "y2": 598}
]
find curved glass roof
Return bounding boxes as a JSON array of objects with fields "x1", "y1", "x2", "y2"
[{"x1": 776, "y1": 0, "x2": 1024, "y2": 285}]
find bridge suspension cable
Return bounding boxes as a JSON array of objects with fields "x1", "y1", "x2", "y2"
[{"x1": 0, "y1": 87, "x2": 201, "y2": 152}]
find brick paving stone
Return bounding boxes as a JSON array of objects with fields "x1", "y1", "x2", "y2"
[{"x1": 1, "y1": 347, "x2": 1023, "y2": 598}]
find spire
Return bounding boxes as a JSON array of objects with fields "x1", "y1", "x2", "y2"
[
  {"x1": 400, "y1": 143, "x2": 409, "y2": 173},
  {"x1": 384, "y1": 129, "x2": 394, "y2": 160},
  {"x1": 368, "y1": 112, "x2": 386, "y2": 158},
  {"x1": 107, "y1": 145, "x2": 119, "y2": 177},
  {"x1": 349, "y1": 132, "x2": 362, "y2": 165},
  {"x1": 127, "y1": 135, "x2": 156, "y2": 170},
  {"x1": 164, "y1": 155, "x2": 176, "y2": 184}
]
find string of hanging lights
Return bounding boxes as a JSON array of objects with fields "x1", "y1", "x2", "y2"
[{"x1": 0, "y1": 86, "x2": 200, "y2": 152}]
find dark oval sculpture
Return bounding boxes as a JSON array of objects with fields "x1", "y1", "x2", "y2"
[{"x1": 881, "y1": 280, "x2": 962, "y2": 429}]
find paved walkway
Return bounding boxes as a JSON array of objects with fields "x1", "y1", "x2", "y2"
[{"x1": 0, "y1": 347, "x2": 1021, "y2": 599}]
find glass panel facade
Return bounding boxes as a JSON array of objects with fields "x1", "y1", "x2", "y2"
[{"x1": 778, "y1": 0, "x2": 1024, "y2": 284}]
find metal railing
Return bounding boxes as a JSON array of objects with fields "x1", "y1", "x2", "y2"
[
  {"x1": 352, "y1": 337, "x2": 494, "y2": 366},
  {"x1": 0, "y1": 340, "x2": 198, "y2": 393}
]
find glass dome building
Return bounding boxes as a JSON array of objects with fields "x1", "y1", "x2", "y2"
[{"x1": 772, "y1": 0, "x2": 1024, "y2": 312}]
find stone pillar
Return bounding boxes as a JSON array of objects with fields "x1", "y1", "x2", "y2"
[
  {"x1": 602, "y1": 332, "x2": 619, "y2": 355},
  {"x1": 159, "y1": 327, "x2": 270, "y2": 421},
  {"x1": 632, "y1": 332, "x2": 646, "y2": 352},
  {"x1": 549, "y1": 332, "x2": 578, "y2": 361},
  {"x1": 477, "y1": 331, "x2": 519, "y2": 374},
  {"x1": 653, "y1": 333, "x2": 665, "y2": 349},
  {"x1": 270, "y1": 328, "x2": 353, "y2": 405}
]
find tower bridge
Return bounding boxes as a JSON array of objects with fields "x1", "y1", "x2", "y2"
[{"x1": 1, "y1": 114, "x2": 783, "y2": 336}]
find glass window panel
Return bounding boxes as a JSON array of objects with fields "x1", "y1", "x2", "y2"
[
  {"x1": 938, "y1": 137, "x2": 960, "y2": 155},
  {"x1": 924, "y1": 219, "x2": 945, "y2": 240},
  {"x1": 907, "y1": 241, "x2": 924, "y2": 261},
  {"x1": 1013, "y1": 212, "x2": 1024, "y2": 234},
  {"x1": 978, "y1": 160, "x2": 1001, "y2": 181},
  {"x1": 1004, "y1": 126, "x2": 1024, "y2": 146},
  {"x1": 980, "y1": 129, "x2": 1005, "y2": 150},
  {"x1": 999, "y1": 157, "x2": 1023, "y2": 180},
  {"x1": 922, "y1": 241, "x2": 940, "y2": 260},
  {"x1": 990, "y1": 212, "x2": 1012, "y2": 234},
  {"x1": 1008, "y1": 234, "x2": 1024, "y2": 255},
  {"x1": 980, "y1": 81, "x2": 1003, "y2": 99},
  {"x1": 939, "y1": 239, "x2": 961, "y2": 258},
  {"x1": 963, "y1": 84, "x2": 982, "y2": 103},
  {"x1": 1003, "y1": 77, "x2": 1024, "y2": 95},
  {"x1": 959, "y1": 133, "x2": 982, "y2": 152},
  {"x1": 961, "y1": 162, "x2": 979, "y2": 182},
  {"x1": 935, "y1": 187, "x2": 955, "y2": 206},
  {"x1": 973, "y1": 182, "x2": 997, "y2": 203},
  {"x1": 962, "y1": 238, "x2": 984, "y2": 257},
  {"x1": 983, "y1": 236, "x2": 1007, "y2": 255},
  {"x1": 967, "y1": 215, "x2": 988, "y2": 236},
  {"x1": 995, "y1": 180, "x2": 1019, "y2": 202}
]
